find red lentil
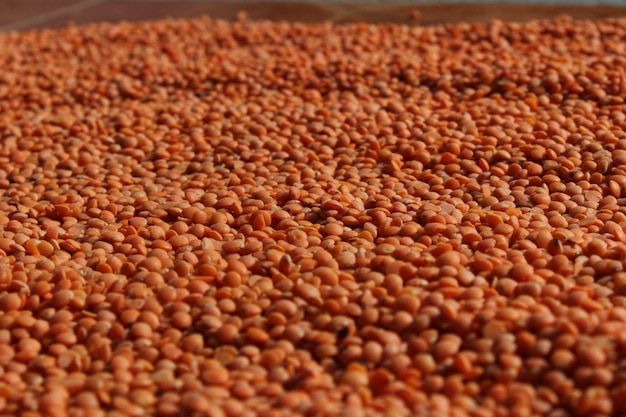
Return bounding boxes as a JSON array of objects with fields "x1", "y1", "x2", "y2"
[{"x1": 2, "y1": 14, "x2": 626, "y2": 417}]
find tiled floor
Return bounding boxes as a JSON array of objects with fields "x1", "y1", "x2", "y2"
[{"x1": 1, "y1": 1, "x2": 626, "y2": 32}]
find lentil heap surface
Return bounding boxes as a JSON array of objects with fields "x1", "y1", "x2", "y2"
[{"x1": 2, "y1": 14, "x2": 626, "y2": 417}]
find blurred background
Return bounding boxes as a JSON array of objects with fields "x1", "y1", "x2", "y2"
[{"x1": 1, "y1": 0, "x2": 626, "y2": 32}]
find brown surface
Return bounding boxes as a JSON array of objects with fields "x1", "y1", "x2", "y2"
[
  {"x1": 24, "y1": 1, "x2": 346, "y2": 30},
  {"x1": 334, "y1": 4, "x2": 626, "y2": 24},
  {"x1": 2, "y1": 1, "x2": 626, "y2": 32},
  {"x1": 0, "y1": 0, "x2": 98, "y2": 31}
]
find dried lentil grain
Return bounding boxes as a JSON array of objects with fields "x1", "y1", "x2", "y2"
[{"x1": 3, "y1": 14, "x2": 626, "y2": 417}]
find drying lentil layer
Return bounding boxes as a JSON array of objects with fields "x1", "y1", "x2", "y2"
[{"x1": 1, "y1": 14, "x2": 626, "y2": 417}]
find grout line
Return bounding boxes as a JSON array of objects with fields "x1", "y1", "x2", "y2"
[{"x1": 0, "y1": 0, "x2": 104, "y2": 32}]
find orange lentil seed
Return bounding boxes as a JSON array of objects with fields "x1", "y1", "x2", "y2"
[{"x1": 0, "y1": 15, "x2": 626, "y2": 417}]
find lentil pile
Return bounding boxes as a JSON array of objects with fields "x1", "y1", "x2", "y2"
[{"x1": 2, "y1": 14, "x2": 626, "y2": 417}]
